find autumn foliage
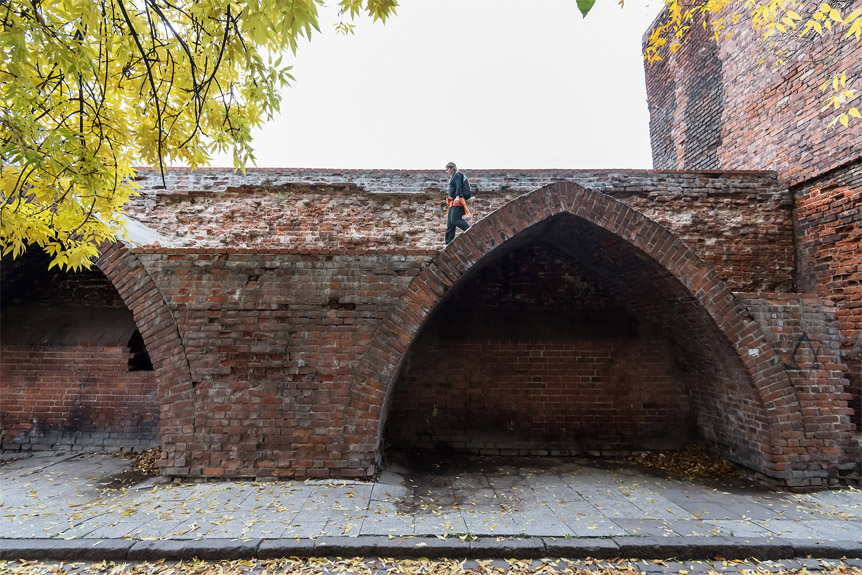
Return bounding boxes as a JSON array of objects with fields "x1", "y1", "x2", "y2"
[
  {"x1": 0, "y1": 0, "x2": 397, "y2": 270},
  {"x1": 2, "y1": 0, "x2": 858, "y2": 269}
]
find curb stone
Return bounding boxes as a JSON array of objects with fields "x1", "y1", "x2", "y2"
[
  {"x1": 470, "y1": 537, "x2": 545, "y2": 559},
  {"x1": 1, "y1": 536, "x2": 861, "y2": 562},
  {"x1": 127, "y1": 539, "x2": 260, "y2": 561},
  {"x1": 0, "y1": 539, "x2": 133, "y2": 561},
  {"x1": 371, "y1": 537, "x2": 471, "y2": 559},
  {"x1": 614, "y1": 536, "x2": 795, "y2": 561},
  {"x1": 313, "y1": 536, "x2": 395, "y2": 558},
  {"x1": 256, "y1": 538, "x2": 316, "y2": 559},
  {"x1": 543, "y1": 537, "x2": 620, "y2": 559},
  {"x1": 788, "y1": 540, "x2": 862, "y2": 560}
]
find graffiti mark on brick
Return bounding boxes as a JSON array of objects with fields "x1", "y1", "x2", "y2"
[{"x1": 783, "y1": 332, "x2": 821, "y2": 371}]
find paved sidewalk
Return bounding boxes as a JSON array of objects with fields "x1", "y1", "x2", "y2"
[{"x1": 1, "y1": 451, "x2": 860, "y2": 561}]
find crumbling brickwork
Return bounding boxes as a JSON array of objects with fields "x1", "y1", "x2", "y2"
[
  {"x1": 2, "y1": 172, "x2": 858, "y2": 489},
  {"x1": 128, "y1": 168, "x2": 795, "y2": 293}
]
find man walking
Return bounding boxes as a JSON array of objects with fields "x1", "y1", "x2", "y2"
[{"x1": 444, "y1": 161, "x2": 471, "y2": 244}]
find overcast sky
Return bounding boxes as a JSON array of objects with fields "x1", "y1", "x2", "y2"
[{"x1": 210, "y1": 0, "x2": 665, "y2": 171}]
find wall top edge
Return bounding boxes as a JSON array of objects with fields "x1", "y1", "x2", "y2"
[
  {"x1": 131, "y1": 246, "x2": 440, "y2": 256},
  {"x1": 131, "y1": 166, "x2": 778, "y2": 177}
]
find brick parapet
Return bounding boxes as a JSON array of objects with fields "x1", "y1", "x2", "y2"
[{"x1": 126, "y1": 168, "x2": 794, "y2": 293}]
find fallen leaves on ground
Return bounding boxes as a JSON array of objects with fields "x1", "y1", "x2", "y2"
[
  {"x1": 1, "y1": 558, "x2": 861, "y2": 575},
  {"x1": 122, "y1": 448, "x2": 163, "y2": 476},
  {"x1": 626, "y1": 445, "x2": 742, "y2": 481}
]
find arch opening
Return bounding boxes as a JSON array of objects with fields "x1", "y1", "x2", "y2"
[
  {"x1": 381, "y1": 212, "x2": 771, "y2": 471},
  {"x1": 0, "y1": 250, "x2": 159, "y2": 452}
]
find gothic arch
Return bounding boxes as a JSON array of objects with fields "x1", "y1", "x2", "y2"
[
  {"x1": 346, "y1": 181, "x2": 802, "y2": 480},
  {"x1": 96, "y1": 242, "x2": 193, "y2": 473}
]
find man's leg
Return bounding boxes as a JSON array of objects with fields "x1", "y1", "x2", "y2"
[
  {"x1": 452, "y1": 206, "x2": 470, "y2": 232},
  {"x1": 445, "y1": 208, "x2": 457, "y2": 244}
]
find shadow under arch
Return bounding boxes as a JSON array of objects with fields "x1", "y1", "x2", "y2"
[
  {"x1": 96, "y1": 242, "x2": 194, "y2": 473},
  {"x1": 346, "y1": 181, "x2": 802, "y2": 481}
]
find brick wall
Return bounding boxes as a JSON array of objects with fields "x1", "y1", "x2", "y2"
[
  {"x1": 643, "y1": 3, "x2": 862, "y2": 438},
  {"x1": 0, "y1": 252, "x2": 159, "y2": 452},
  {"x1": 128, "y1": 168, "x2": 794, "y2": 293},
  {"x1": 354, "y1": 182, "x2": 858, "y2": 488},
  {"x1": 3, "y1": 173, "x2": 857, "y2": 488},
  {"x1": 131, "y1": 249, "x2": 432, "y2": 478},
  {"x1": 0, "y1": 346, "x2": 158, "y2": 451},
  {"x1": 793, "y1": 160, "x2": 862, "y2": 426},
  {"x1": 739, "y1": 294, "x2": 858, "y2": 487},
  {"x1": 644, "y1": 2, "x2": 862, "y2": 185},
  {"x1": 387, "y1": 244, "x2": 696, "y2": 455}
]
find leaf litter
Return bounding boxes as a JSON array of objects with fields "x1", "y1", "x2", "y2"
[
  {"x1": 2, "y1": 557, "x2": 861, "y2": 575},
  {"x1": 626, "y1": 446, "x2": 742, "y2": 481}
]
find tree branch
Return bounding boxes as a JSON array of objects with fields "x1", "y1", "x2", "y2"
[{"x1": 115, "y1": 0, "x2": 166, "y2": 186}]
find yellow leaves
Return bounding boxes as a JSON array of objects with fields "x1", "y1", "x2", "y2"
[
  {"x1": 3, "y1": 0, "x2": 397, "y2": 269},
  {"x1": 846, "y1": 8, "x2": 862, "y2": 39},
  {"x1": 802, "y1": 1, "x2": 847, "y2": 35},
  {"x1": 334, "y1": 21, "x2": 356, "y2": 35},
  {"x1": 821, "y1": 70, "x2": 860, "y2": 129}
]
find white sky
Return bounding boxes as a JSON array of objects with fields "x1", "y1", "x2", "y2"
[{"x1": 210, "y1": 0, "x2": 665, "y2": 170}]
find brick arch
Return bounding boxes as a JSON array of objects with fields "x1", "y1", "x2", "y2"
[
  {"x1": 346, "y1": 181, "x2": 803, "y2": 480},
  {"x1": 96, "y1": 242, "x2": 193, "y2": 473}
]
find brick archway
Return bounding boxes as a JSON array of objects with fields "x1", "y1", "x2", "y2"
[
  {"x1": 96, "y1": 242, "x2": 192, "y2": 474},
  {"x1": 346, "y1": 181, "x2": 803, "y2": 481}
]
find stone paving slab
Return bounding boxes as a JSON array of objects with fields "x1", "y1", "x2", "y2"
[{"x1": 1, "y1": 452, "x2": 861, "y2": 562}]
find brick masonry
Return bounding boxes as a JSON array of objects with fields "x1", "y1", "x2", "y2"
[
  {"x1": 387, "y1": 243, "x2": 698, "y2": 456},
  {"x1": 1, "y1": 171, "x2": 859, "y2": 489},
  {"x1": 0, "y1": 345, "x2": 159, "y2": 451},
  {"x1": 0, "y1": 253, "x2": 159, "y2": 451},
  {"x1": 643, "y1": 3, "x2": 862, "y2": 433},
  {"x1": 644, "y1": 2, "x2": 862, "y2": 185},
  {"x1": 128, "y1": 168, "x2": 795, "y2": 293},
  {"x1": 739, "y1": 294, "x2": 856, "y2": 488}
]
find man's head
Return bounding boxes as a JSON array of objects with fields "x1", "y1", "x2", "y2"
[{"x1": 445, "y1": 162, "x2": 456, "y2": 177}]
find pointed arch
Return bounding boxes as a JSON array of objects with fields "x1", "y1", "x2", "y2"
[
  {"x1": 96, "y1": 242, "x2": 193, "y2": 474},
  {"x1": 345, "y1": 181, "x2": 802, "y2": 480}
]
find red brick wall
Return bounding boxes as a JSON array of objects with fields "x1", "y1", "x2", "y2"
[
  {"x1": 0, "y1": 346, "x2": 158, "y2": 450},
  {"x1": 644, "y1": 3, "x2": 862, "y2": 184},
  {"x1": 355, "y1": 182, "x2": 858, "y2": 489},
  {"x1": 131, "y1": 250, "x2": 432, "y2": 478},
  {"x1": 128, "y1": 168, "x2": 794, "y2": 293},
  {"x1": 739, "y1": 294, "x2": 857, "y2": 487},
  {"x1": 3, "y1": 173, "x2": 857, "y2": 488},
  {"x1": 643, "y1": 3, "x2": 862, "y2": 437},
  {"x1": 0, "y1": 252, "x2": 158, "y2": 451},
  {"x1": 793, "y1": 161, "x2": 862, "y2": 426},
  {"x1": 387, "y1": 244, "x2": 696, "y2": 455}
]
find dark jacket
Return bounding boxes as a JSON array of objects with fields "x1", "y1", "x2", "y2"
[{"x1": 448, "y1": 171, "x2": 466, "y2": 198}]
